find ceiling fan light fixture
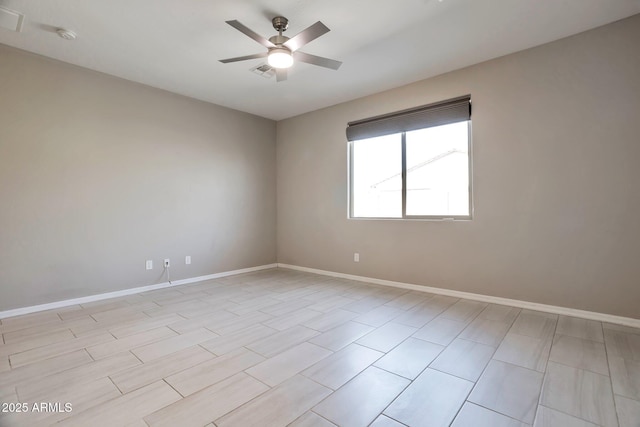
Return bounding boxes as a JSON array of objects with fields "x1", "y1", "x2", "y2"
[{"x1": 268, "y1": 48, "x2": 293, "y2": 69}]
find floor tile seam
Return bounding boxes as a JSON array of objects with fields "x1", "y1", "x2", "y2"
[
  {"x1": 306, "y1": 410, "x2": 341, "y2": 426},
  {"x1": 299, "y1": 344, "x2": 386, "y2": 391},
  {"x1": 161, "y1": 377, "x2": 187, "y2": 399},
  {"x1": 382, "y1": 293, "x2": 437, "y2": 313},
  {"x1": 4, "y1": 323, "x2": 84, "y2": 345},
  {"x1": 373, "y1": 338, "x2": 447, "y2": 380},
  {"x1": 203, "y1": 323, "x2": 232, "y2": 336},
  {"x1": 117, "y1": 320, "x2": 195, "y2": 339},
  {"x1": 486, "y1": 353, "x2": 550, "y2": 376},
  {"x1": 524, "y1": 322, "x2": 557, "y2": 378},
  {"x1": 313, "y1": 366, "x2": 412, "y2": 427},
  {"x1": 108, "y1": 327, "x2": 175, "y2": 351},
  {"x1": 0, "y1": 330, "x2": 82, "y2": 358},
  {"x1": 69, "y1": 322, "x2": 100, "y2": 338},
  {"x1": 15, "y1": 356, "x2": 135, "y2": 402},
  {"x1": 350, "y1": 311, "x2": 405, "y2": 329},
  {"x1": 428, "y1": 309, "x2": 479, "y2": 343},
  {"x1": 370, "y1": 363, "x2": 420, "y2": 382},
  {"x1": 391, "y1": 367, "x2": 475, "y2": 427},
  {"x1": 115, "y1": 350, "x2": 211, "y2": 394},
  {"x1": 302, "y1": 315, "x2": 354, "y2": 333},
  {"x1": 166, "y1": 323, "x2": 188, "y2": 335},
  {"x1": 381, "y1": 302, "x2": 425, "y2": 312},
  {"x1": 428, "y1": 339, "x2": 498, "y2": 383},
  {"x1": 455, "y1": 335, "x2": 498, "y2": 347},
  {"x1": 554, "y1": 332, "x2": 611, "y2": 347},
  {"x1": 540, "y1": 311, "x2": 561, "y2": 372},
  {"x1": 3, "y1": 347, "x2": 97, "y2": 389},
  {"x1": 502, "y1": 329, "x2": 555, "y2": 345},
  {"x1": 463, "y1": 312, "x2": 515, "y2": 332},
  {"x1": 602, "y1": 325, "x2": 640, "y2": 337},
  {"x1": 241, "y1": 370, "x2": 286, "y2": 390},
  {"x1": 545, "y1": 358, "x2": 611, "y2": 378},
  {"x1": 602, "y1": 334, "x2": 640, "y2": 364},
  {"x1": 297, "y1": 370, "x2": 340, "y2": 391},
  {"x1": 460, "y1": 400, "x2": 537, "y2": 425},
  {"x1": 388, "y1": 318, "x2": 435, "y2": 330},
  {"x1": 259, "y1": 311, "x2": 326, "y2": 330},
  {"x1": 32, "y1": 376, "x2": 119, "y2": 422},
  {"x1": 159, "y1": 349, "x2": 234, "y2": 388},
  {"x1": 430, "y1": 362, "x2": 493, "y2": 384},
  {"x1": 240, "y1": 343, "x2": 274, "y2": 359},
  {"x1": 556, "y1": 319, "x2": 605, "y2": 344},
  {"x1": 532, "y1": 310, "x2": 562, "y2": 427},
  {"x1": 613, "y1": 392, "x2": 640, "y2": 405},
  {"x1": 208, "y1": 374, "x2": 298, "y2": 426},
  {"x1": 352, "y1": 330, "x2": 416, "y2": 355},
  {"x1": 108, "y1": 374, "x2": 126, "y2": 394},
  {"x1": 406, "y1": 312, "x2": 461, "y2": 339},
  {"x1": 341, "y1": 303, "x2": 387, "y2": 315},
  {"x1": 464, "y1": 347, "x2": 543, "y2": 424},
  {"x1": 246, "y1": 341, "x2": 334, "y2": 368},
  {"x1": 475, "y1": 305, "x2": 519, "y2": 323},
  {"x1": 308, "y1": 320, "x2": 380, "y2": 352},
  {"x1": 439, "y1": 306, "x2": 483, "y2": 324},
  {"x1": 58, "y1": 376, "x2": 142, "y2": 424},
  {"x1": 534, "y1": 404, "x2": 607, "y2": 427},
  {"x1": 455, "y1": 332, "x2": 504, "y2": 348},
  {"x1": 601, "y1": 320, "x2": 622, "y2": 427},
  {"x1": 366, "y1": 412, "x2": 409, "y2": 427},
  {"x1": 546, "y1": 343, "x2": 611, "y2": 375}
]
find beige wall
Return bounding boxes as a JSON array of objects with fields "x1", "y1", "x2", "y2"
[
  {"x1": 0, "y1": 45, "x2": 276, "y2": 311},
  {"x1": 277, "y1": 14, "x2": 640, "y2": 319},
  {"x1": 2, "y1": 15, "x2": 639, "y2": 318}
]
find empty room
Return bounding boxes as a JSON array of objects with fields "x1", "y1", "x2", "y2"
[{"x1": 1, "y1": 1, "x2": 639, "y2": 426}]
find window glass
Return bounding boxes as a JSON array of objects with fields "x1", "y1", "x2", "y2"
[
  {"x1": 352, "y1": 134, "x2": 402, "y2": 218},
  {"x1": 406, "y1": 122, "x2": 469, "y2": 216},
  {"x1": 349, "y1": 122, "x2": 471, "y2": 219}
]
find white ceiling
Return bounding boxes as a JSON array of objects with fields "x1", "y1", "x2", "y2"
[{"x1": 1, "y1": 1, "x2": 639, "y2": 120}]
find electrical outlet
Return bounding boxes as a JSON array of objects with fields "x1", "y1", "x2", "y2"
[
  {"x1": 354, "y1": 253, "x2": 360, "y2": 262},
  {"x1": 145, "y1": 260, "x2": 153, "y2": 270},
  {"x1": 164, "y1": 259, "x2": 170, "y2": 268},
  {"x1": 185, "y1": 255, "x2": 191, "y2": 265}
]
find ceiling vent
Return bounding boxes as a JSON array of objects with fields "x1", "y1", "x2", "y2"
[
  {"x1": 0, "y1": 6, "x2": 25, "y2": 32},
  {"x1": 56, "y1": 28, "x2": 77, "y2": 40},
  {"x1": 250, "y1": 63, "x2": 276, "y2": 79}
]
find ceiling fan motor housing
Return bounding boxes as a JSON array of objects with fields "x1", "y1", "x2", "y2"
[
  {"x1": 272, "y1": 16, "x2": 289, "y2": 32},
  {"x1": 268, "y1": 34, "x2": 290, "y2": 46}
]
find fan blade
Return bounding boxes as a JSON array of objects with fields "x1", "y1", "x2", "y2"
[
  {"x1": 219, "y1": 52, "x2": 268, "y2": 63},
  {"x1": 283, "y1": 21, "x2": 330, "y2": 51},
  {"x1": 226, "y1": 20, "x2": 275, "y2": 48},
  {"x1": 276, "y1": 68, "x2": 288, "y2": 82},
  {"x1": 293, "y1": 51, "x2": 342, "y2": 70}
]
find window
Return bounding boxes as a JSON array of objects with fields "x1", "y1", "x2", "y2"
[{"x1": 348, "y1": 95, "x2": 471, "y2": 219}]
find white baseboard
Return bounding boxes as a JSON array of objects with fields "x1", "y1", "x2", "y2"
[
  {"x1": 0, "y1": 263, "x2": 278, "y2": 320},
  {"x1": 278, "y1": 263, "x2": 640, "y2": 329},
  {"x1": 4, "y1": 262, "x2": 638, "y2": 329}
]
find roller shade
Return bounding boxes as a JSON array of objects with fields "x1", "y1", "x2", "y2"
[{"x1": 346, "y1": 95, "x2": 471, "y2": 141}]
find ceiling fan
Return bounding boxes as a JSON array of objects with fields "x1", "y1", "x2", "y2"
[{"x1": 219, "y1": 16, "x2": 342, "y2": 82}]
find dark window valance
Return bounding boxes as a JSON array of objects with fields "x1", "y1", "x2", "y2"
[{"x1": 346, "y1": 95, "x2": 471, "y2": 141}]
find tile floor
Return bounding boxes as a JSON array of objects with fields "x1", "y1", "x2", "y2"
[{"x1": 0, "y1": 268, "x2": 638, "y2": 426}]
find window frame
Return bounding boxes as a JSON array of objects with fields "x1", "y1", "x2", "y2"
[{"x1": 348, "y1": 121, "x2": 473, "y2": 221}]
